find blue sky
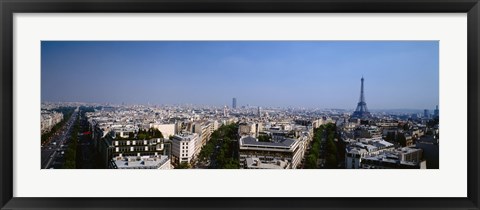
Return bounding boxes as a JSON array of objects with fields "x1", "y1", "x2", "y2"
[{"x1": 41, "y1": 41, "x2": 439, "y2": 109}]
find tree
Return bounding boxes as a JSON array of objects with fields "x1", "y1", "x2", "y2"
[
  {"x1": 137, "y1": 133, "x2": 147, "y2": 140},
  {"x1": 306, "y1": 123, "x2": 339, "y2": 169},
  {"x1": 310, "y1": 141, "x2": 320, "y2": 156},
  {"x1": 398, "y1": 133, "x2": 407, "y2": 147},
  {"x1": 327, "y1": 133, "x2": 335, "y2": 141},
  {"x1": 41, "y1": 107, "x2": 75, "y2": 144},
  {"x1": 198, "y1": 144, "x2": 214, "y2": 162},
  {"x1": 257, "y1": 135, "x2": 271, "y2": 142},
  {"x1": 224, "y1": 160, "x2": 239, "y2": 169},
  {"x1": 427, "y1": 117, "x2": 439, "y2": 127},
  {"x1": 195, "y1": 123, "x2": 239, "y2": 169},
  {"x1": 326, "y1": 139, "x2": 337, "y2": 157},
  {"x1": 63, "y1": 117, "x2": 79, "y2": 169},
  {"x1": 176, "y1": 162, "x2": 190, "y2": 169},
  {"x1": 385, "y1": 132, "x2": 396, "y2": 142},
  {"x1": 149, "y1": 128, "x2": 164, "y2": 138},
  {"x1": 305, "y1": 125, "x2": 327, "y2": 168},
  {"x1": 305, "y1": 153, "x2": 317, "y2": 169},
  {"x1": 325, "y1": 154, "x2": 337, "y2": 169}
]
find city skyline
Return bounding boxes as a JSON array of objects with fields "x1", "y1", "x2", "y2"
[{"x1": 42, "y1": 41, "x2": 439, "y2": 109}]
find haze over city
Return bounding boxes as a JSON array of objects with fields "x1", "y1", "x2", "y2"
[
  {"x1": 41, "y1": 41, "x2": 440, "y2": 170},
  {"x1": 41, "y1": 41, "x2": 438, "y2": 109}
]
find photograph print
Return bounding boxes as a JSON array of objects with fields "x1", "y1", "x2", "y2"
[{"x1": 40, "y1": 41, "x2": 439, "y2": 170}]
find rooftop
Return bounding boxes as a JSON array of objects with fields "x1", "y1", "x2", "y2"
[
  {"x1": 113, "y1": 155, "x2": 170, "y2": 169},
  {"x1": 239, "y1": 136, "x2": 296, "y2": 148},
  {"x1": 172, "y1": 133, "x2": 198, "y2": 141},
  {"x1": 245, "y1": 157, "x2": 289, "y2": 169}
]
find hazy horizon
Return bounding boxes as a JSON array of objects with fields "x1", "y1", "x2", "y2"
[{"x1": 41, "y1": 41, "x2": 439, "y2": 110}]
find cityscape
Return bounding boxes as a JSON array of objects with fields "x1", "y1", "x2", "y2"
[{"x1": 41, "y1": 41, "x2": 439, "y2": 169}]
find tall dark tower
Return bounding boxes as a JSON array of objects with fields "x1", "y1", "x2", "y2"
[
  {"x1": 232, "y1": 98, "x2": 237, "y2": 109},
  {"x1": 351, "y1": 77, "x2": 371, "y2": 119}
]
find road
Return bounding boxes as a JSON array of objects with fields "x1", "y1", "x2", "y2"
[
  {"x1": 41, "y1": 107, "x2": 79, "y2": 169},
  {"x1": 77, "y1": 115, "x2": 95, "y2": 169}
]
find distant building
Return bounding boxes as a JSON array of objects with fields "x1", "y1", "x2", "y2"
[
  {"x1": 361, "y1": 147, "x2": 426, "y2": 169},
  {"x1": 41, "y1": 111, "x2": 64, "y2": 134},
  {"x1": 223, "y1": 106, "x2": 229, "y2": 117},
  {"x1": 345, "y1": 137, "x2": 426, "y2": 169},
  {"x1": 232, "y1": 98, "x2": 237, "y2": 109},
  {"x1": 150, "y1": 123, "x2": 176, "y2": 138},
  {"x1": 345, "y1": 137, "x2": 395, "y2": 169},
  {"x1": 209, "y1": 120, "x2": 220, "y2": 134},
  {"x1": 411, "y1": 113, "x2": 419, "y2": 120},
  {"x1": 238, "y1": 122, "x2": 261, "y2": 137},
  {"x1": 191, "y1": 121, "x2": 212, "y2": 156},
  {"x1": 416, "y1": 135, "x2": 439, "y2": 169},
  {"x1": 434, "y1": 105, "x2": 439, "y2": 118},
  {"x1": 354, "y1": 125, "x2": 381, "y2": 138},
  {"x1": 111, "y1": 126, "x2": 135, "y2": 138},
  {"x1": 424, "y1": 109, "x2": 430, "y2": 119},
  {"x1": 376, "y1": 121, "x2": 399, "y2": 128}
]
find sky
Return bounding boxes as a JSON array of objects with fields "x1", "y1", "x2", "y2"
[{"x1": 41, "y1": 41, "x2": 439, "y2": 110}]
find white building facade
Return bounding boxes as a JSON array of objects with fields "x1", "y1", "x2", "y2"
[{"x1": 171, "y1": 133, "x2": 198, "y2": 164}]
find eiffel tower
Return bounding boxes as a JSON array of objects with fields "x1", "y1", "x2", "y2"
[{"x1": 351, "y1": 77, "x2": 371, "y2": 119}]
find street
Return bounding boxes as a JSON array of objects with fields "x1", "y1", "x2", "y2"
[{"x1": 41, "y1": 107, "x2": 79, "y2": 169}]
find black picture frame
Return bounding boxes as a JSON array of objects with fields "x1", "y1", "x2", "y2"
[{"x1": 1, "y1": 0, "x2": 479, "y2": 209}]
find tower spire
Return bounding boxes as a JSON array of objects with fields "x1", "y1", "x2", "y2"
[
  {"x1": 352, "y1": 77, "x2": 371, "y2": 119},
  {"x1": 360, "y1": 77, "x2": 365, "y2": 103}
]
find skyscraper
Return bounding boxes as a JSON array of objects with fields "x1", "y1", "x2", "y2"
[
  {"x1": 232, "y1": 98, "x2": 237, "y2": 109},
  {"x1": 424, "y1": 109, "x2": 430, "y2": 119},
  {"x1": 351, "y1": 77, "x2": 372, "y2": 119}
]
